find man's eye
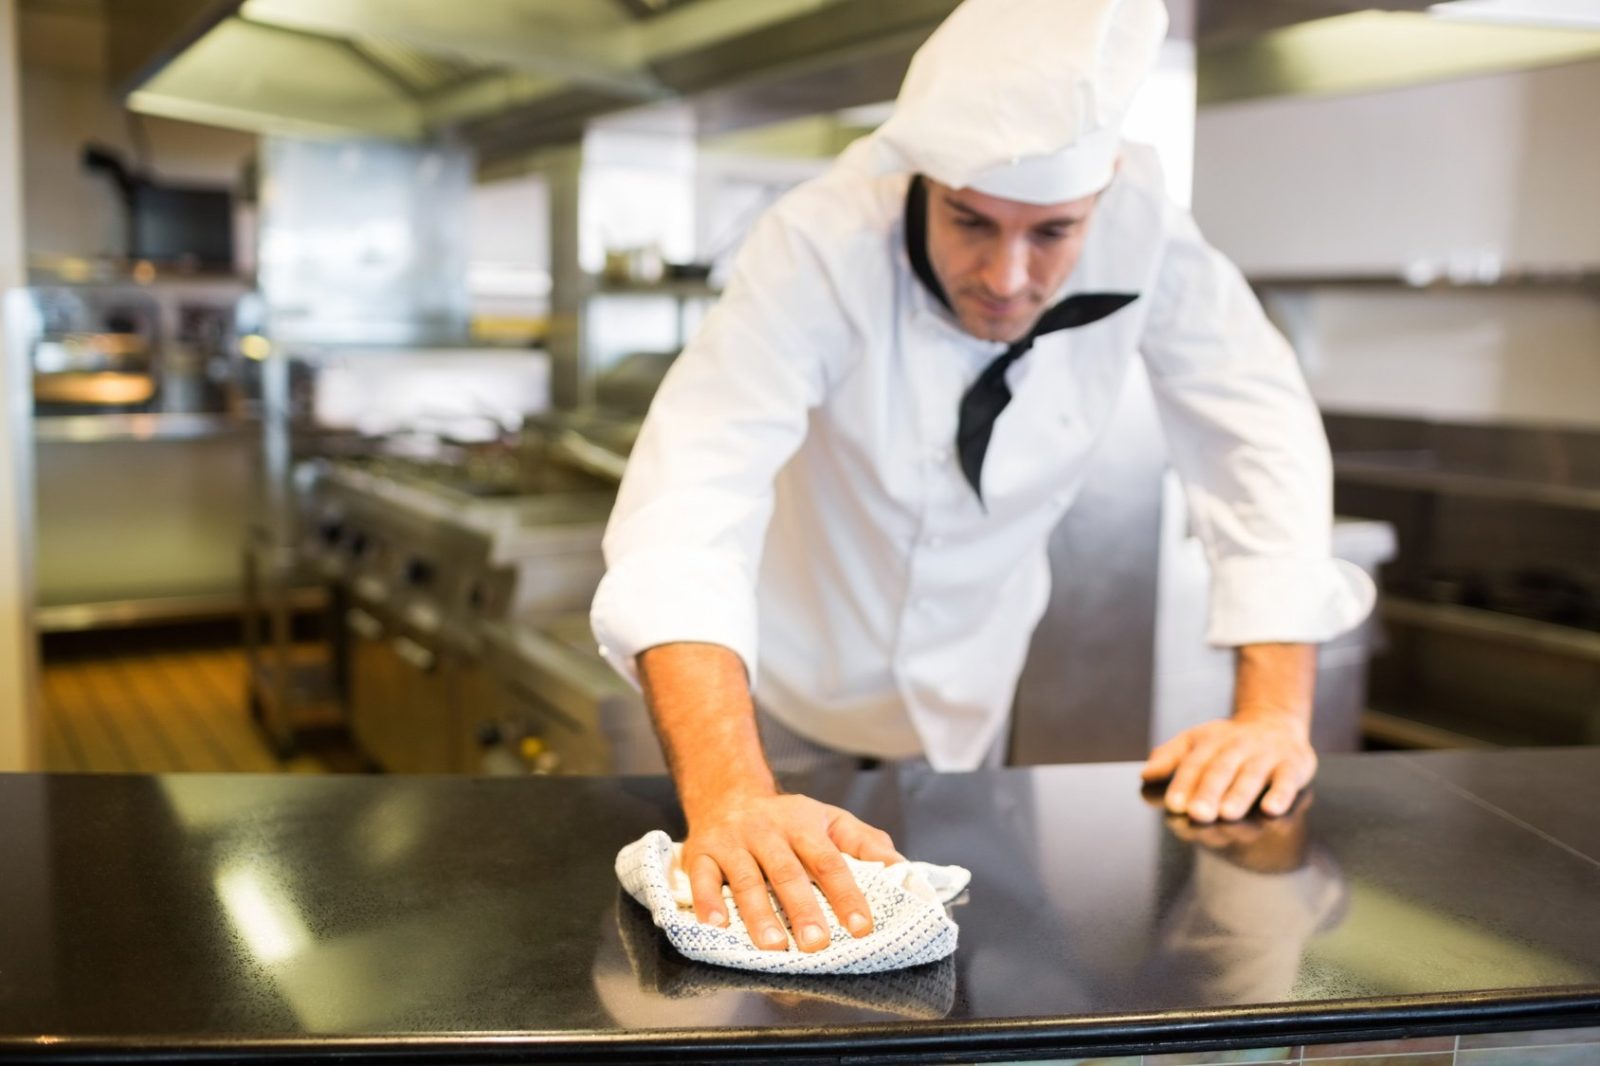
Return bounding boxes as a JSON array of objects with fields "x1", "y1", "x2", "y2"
[
  {"x1": 955, "y1": 217, "x2": 988, "y2": 230},
  {"x1": 1035, "y1": 228, "x2": 1069, "y2": 242}
]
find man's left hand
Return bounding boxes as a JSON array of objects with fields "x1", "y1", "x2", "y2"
[{"x1": 1140, "y1": 713, "x2": 1317, "y2": 823}]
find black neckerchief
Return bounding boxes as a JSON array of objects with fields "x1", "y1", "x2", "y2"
[{"x1": 903, "y1": 175, "x2": 1139, "y2": 507}]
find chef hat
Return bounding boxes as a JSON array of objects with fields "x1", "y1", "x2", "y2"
[{"x1": 869, "y1": 0, "x2": 1169, "y2": 204}]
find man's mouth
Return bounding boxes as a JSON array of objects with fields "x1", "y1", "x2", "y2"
[{"x1": 969, "y1": 294, "x2": 1026, "y2": 318}]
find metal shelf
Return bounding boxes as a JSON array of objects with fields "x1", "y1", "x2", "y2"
[
  {"x1": 1360, "y1": 708, "x2": 1498, "y2": 751},
  {"x1": 1381, "y1": 596, "x2": 1600, "y2": 664},
  {"x1": 1334, "y1": 457, "x2": 1600, "y2": 512},
  {"x1": 248, "y1": 660, "x2": 344, "y2": 759},
  {"x1": 592, "y1": 278, "x2": 719, "y2": 299}
]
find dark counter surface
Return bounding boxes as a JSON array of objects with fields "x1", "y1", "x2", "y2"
[{"x1": 2, "y1": 749, "x2": 1599, "y2": 1063}]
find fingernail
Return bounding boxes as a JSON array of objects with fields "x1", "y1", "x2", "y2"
[
  {"x1": 1166, "y1": 792, "x2": 1186, "y2": 811},
  {"x1": 1189, "y1": 802, "x2": 1214, "y2": 821},
  {"x1": 1221, "y1": 803, "x2": 1244, "y2": 820},
  {"x1": 799, "y1": 924, "x2": 825, "y2": 949},
  {"x1": 706, "y1": 909, "x2": 726, "y2": 927},
  {"x1": 847, "y1": 912, "x2": 870, "y2": 937},
  {"x1": 759, "y1": 925, "x2": 787, "y2": 949}
]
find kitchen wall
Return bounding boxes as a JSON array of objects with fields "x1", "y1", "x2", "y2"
[
  {"x1": 2, "y1": 0, "x2": 40, "y2": 769},
  {"x1": 19, "y1": 0, "x2": 255, "y2": 265},
  {"x1": 1267, "y1": 286, "x2": 1600, "y2": 429},
  {"x1": 1194, "y1": 57, "x2": 1600, "y2": 429}
]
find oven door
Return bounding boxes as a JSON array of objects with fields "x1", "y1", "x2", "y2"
[{"x1": 347, "y1": 605, "x2": 456, "y2": 772}]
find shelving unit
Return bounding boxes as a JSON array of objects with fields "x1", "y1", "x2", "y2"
[
  {"x1": 1331, "y1": 419, "x2": 1600, "y2": 751},
  {"x1": 589, "y1": 277, "x2": 720, "y2": 349}
]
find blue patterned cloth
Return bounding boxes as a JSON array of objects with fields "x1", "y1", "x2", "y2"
[{"x1": 615, "y1": 830, "x2": 970, "y2": 974}]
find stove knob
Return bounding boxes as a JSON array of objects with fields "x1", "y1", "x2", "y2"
[
  {"x1": 405, "y1": 558, "x2": 435, "y2": 588},
  {"x1": 476, "y1": 722, "x2": 503, "y2": 748},
  {"x1": 318, "y1": 520, "x2": 343, "y2": 546},
  {"x1": 348, "y1": 532, "x2": 369, "y2": 558}
]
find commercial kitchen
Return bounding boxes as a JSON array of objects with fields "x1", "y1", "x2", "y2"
[{"x1": 0, "y1": 1, "x2": 1597, "y2": 1063}]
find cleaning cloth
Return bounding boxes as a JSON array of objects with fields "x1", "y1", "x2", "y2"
[{"x1": 615, "y1": 829, "x2": 970, "y2": 975}]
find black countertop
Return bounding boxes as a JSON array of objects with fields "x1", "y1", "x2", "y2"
[{"x1": 2, "y1": 750, "x2": 1598, "y2": 1063}]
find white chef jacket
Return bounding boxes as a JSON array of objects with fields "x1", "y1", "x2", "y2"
[{"x1": 590, "y1": 137, "x2": 1375, "y2": 771}]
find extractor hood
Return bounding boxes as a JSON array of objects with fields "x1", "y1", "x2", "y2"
[
  {"x1": 117, "y1": 0, "x2": 965, "y2": 166},
  {"x1": 114, "y1": 0, "x2": 1600, "y2": 163}
]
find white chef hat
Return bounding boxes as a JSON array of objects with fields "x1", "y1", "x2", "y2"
[{"x1": 869, "y1": 0, "x2": 1169, "y2": 204}]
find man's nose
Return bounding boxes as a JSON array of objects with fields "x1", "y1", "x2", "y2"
[{"x1": 979, "y1": 239, "x2": 1030, "y2": 298}]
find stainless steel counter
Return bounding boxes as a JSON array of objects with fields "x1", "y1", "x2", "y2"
[
  {"x1": 1, "y1": 749, "x2": 1597, "y2": 1063},
  {"x1": 33, "y1": 414, "x2": 261, "y2": 627},
  {"x1": 33, "y1": 413, "x2": 258, "y2": 444}
]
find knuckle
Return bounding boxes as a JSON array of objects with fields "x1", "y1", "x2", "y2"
[
  {"x1": 1228, "y1": 771, "x2": 1267, "y2": 797},
  {"x1": 764, "y1": 860, "x2": 808, "y2": 887},
  {"x1": 778, "y1": 891, "x2": 821, "y2": 920},
  {"x1": 806, "y1": 848, "x2": 849, "y2": 877}
]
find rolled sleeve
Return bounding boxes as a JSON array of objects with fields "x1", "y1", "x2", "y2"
[
  {"x1": 589, "y1": 547, "x2": 761, "y2": 688},
  {"x1": 1206, "y1": 555, "x2": 1376, "y2": 647}
]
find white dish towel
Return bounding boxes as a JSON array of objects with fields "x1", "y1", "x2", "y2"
[{"x1": 615, "y1": 829, "x2": 971, "y2": 975}]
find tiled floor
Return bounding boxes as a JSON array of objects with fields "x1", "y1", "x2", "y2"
[{"x1": 40, "y1": 642, "x2": 361, "y2": 774}]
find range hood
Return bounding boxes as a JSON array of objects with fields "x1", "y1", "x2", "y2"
[
  {"x1": 117, "y1": 0, "x2": 964, "y2": 166},
  {"x1": 1199, "y1": 0, "x2": 1600, "y2": 104},
  {"x1": 115, "y1": 0, "x2": 1600, "y2": 164}
]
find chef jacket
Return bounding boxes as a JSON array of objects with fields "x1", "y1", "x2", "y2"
[{"x1": 590, "y1": 138, "x2": 1375, "y2": 771}]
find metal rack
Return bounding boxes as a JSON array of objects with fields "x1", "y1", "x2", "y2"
[
  {"x1": 1329, "y1": 416, "x2": 1600, "y2": 749},
  {"x1": 241, "y1": 521, "x2": 343, "y2": 759}
]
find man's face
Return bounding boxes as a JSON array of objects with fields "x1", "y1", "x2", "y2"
[{"x1": 924, "y1": 179, "x2": 1098, "y2": 344}]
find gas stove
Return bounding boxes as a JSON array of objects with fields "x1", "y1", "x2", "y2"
[{"x1": 296, "y1": 459, "x2": 630, "y2": 774}]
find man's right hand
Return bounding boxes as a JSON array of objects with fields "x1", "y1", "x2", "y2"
[
  {"x1": 636, "y1": 641, "x2": 904, "y2": 952},
  {"x1": 684, "y1": 791, "x2": 904, "y2": 953}
]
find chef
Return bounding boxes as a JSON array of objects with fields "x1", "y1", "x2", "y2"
[{"x1": 591, "y1": 0, "x2": 1374, "y2": 955}]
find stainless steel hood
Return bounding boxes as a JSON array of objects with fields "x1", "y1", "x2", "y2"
[
  {"x1": 113, "y1": 0, "x2": 1600, "y2": 163},
  {"x1": 1197, "y1": 1, "x2": 1600, "y2": 105},
  {"x1": 116, "y1": 0, "x2": 964, "y2": 166}
]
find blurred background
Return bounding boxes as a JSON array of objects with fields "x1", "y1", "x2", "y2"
[{"x1": 0, "y1": 0, "x2": 1595, "y2": 776}]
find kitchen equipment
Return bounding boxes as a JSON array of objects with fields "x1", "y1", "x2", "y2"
[
  {"x1": 284, "y1": 458, "x2": 627, "y2": 772},
  {"x1": 19, "y1": 280, "x2": 262, "y2": 630}
]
